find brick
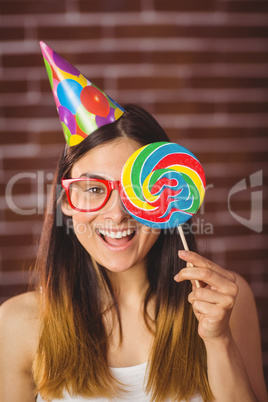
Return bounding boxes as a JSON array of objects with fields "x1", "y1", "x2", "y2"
[
  {"x1": 212, "y1": 224, "x2": 267, "y2": 238},
  {"x1": 0, "y1": 79, "x2": 28, "y2": 94},
  {"x1": 154, "y1": 0, "x2": 215, "y2": 11},
  {"x1": 149, "y1": 51, "x2": 216, "y2": 64},
  {"x1": 38, "y1": 130, "x2": 65, "y2": 145},
  {"x1": 4, "y1": 209, "x2": 43, "y2": 222},
  {"x1": 155, "y1": 101, "x2": 268, "y2": 115},
  {"x1": 205, "y1": 200, "x2": 256, "y2": 215},
  {"x1": 0, "y1": 27, "x2": 25, "y2": 41},
  {"x1": 4, "y1": 197, "x2": 49, "y2": 218},
  {"x1": 0, "y1": 234, "x2": 34, "y2": 247},
  {"x1": 79, "y1": 0, "x2": 141, "y2": 12},
  {"x1": 37, "y1": 26, "x2": 102, "y2": 41},
  {"x1": 0, "y1": 182, "x2": 32, "y2": 196},
  {"x1": 154, "y1": 101, "x2": 216, "y2": 115},
  {"x1": 0, "y1": 131, "x2": 29, "y2": 145},
  {"x1": 3, "y1": 53, "x2": 41, "y2": 69},
  {"x1": 226, "y1": 249, "x2": 268, "y2": 262},
  {"x1": 2, "y1": 104, "x2": 54, "y2": 119},
  {"x1": 203, "y1": 177, "x2": 243, "y2": 188},
  {"x1": 118, "y1": 76, "x2": 181, "y2": 90},
  {"x1": 114, "y1": 25, "x2": 268, "y2": 39},
  {"x1": 215, "y1": 52, "x2": 268, "y2": 64},
  {"x1": 167, "y1": 127, "x2": 268, "y2": 139},
  {"x1": 190, "y1": 77, "x2": 268, "y2": 89},
  {"x1": 76, "y1": 51, "x2": 147, "y2": 65},
  {"x1": 227, "y1": 1, "x2": 268, "y2": 13},
  {"x1": 0, "y1": 1, "x2": 65, "y2": 15},
  {"x1": 3, "y1": 156, "x2": 58, "y2": 170},
  {"x1": 227, "y1": 102, "x2": 268, "y2": 114},
  {"x1": 114, "y1": 25, "x2": 178, "y2": 39},
  {"x1": 4, "y1": 199, "x2": 53, "y2": 221},
  {"x1": 1, "y1": 258, "x2": 35, "y2": 273},
  {"x1": 195, "y1": 151, "x2": 267, "y2": 163}
]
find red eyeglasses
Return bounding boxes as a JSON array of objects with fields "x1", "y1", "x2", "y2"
[{"x1": 61, "y1": 177, "x2": 122, "y2": 212}]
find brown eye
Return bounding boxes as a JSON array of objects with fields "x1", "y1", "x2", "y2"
[{"x1": 87, "y1": 187, "x2": 104, "y2": 194}]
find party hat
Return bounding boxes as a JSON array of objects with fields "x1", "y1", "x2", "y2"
[{"x1": 40, "y1": 41, "x2": 125, "y2": 146}]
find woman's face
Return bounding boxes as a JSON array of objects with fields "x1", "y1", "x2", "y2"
[{"x1": 62, "y1": 138, "x2": 161, "y2": 273}]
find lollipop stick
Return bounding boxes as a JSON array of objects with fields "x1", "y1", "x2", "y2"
[{"x1": 178, "y1": 226, "x2": 200, "y2": 288}]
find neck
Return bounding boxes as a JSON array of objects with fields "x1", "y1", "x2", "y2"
[{"x1": 107, "y1": 262, "x2": 149, "y2": 308}]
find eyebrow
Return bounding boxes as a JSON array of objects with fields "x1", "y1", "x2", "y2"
[{"x1": 78, "y1": 173, "x2": 107, "y2": 180}]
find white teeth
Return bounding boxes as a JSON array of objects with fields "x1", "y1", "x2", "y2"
[{"x1": 98, "y1": 229, "x2": 135, "y2": 239}]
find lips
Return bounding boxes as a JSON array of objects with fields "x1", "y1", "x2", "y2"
[{"x1": 97, "y1": 228, "x2": 136, "y2": 246}]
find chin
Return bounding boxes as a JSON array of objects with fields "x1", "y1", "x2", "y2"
[{"x1": 95, "y1": 257, "x2": 140, "y2": 274}]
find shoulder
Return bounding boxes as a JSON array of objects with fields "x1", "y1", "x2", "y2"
[
  {"x1": 229, "y1": 272, "x2": 267, "y2": 399},
  {"x1": 0, "y1": 291, "x2": 41, "y2": 371},
  {"x1": 0, "y1": 291, "x2": 40, "y2": 327},
  {"x1": 230, "y1": 271, "x2": 259, "y2": 339},
  {"x1": 230, "y1": 272, "x2": 257, "y2": 328},
  {"x1": 232, "y1": 271, "x2": 253, "y2": 297},
  {"x1": 0, "y1": 293, "x2": 41, "y2": 400}
]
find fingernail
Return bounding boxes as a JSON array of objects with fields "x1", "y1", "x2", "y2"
[
  {"x1": 179, "y1": 250, "x2": 188, "y2": 257},
  {"x1": 174, "y1": 274, "x2": 179, "y2": 281}
]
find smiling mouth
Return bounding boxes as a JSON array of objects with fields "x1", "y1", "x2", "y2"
[{"x1": 97, "y1": 228, "x2": 136, "y2": 246}]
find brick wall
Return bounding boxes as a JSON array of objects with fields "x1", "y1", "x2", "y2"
[{"x1": 0, "y1": 0, "x2": 267, "y2": 385}]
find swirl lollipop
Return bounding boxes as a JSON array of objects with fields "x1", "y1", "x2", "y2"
[{"x1": 121, "y1": 141, "x2": 206, "y2": 287}]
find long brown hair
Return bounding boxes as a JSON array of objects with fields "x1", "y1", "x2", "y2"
[{"x1": 31, "y1": 105, "x2": 212, "y2": 401}]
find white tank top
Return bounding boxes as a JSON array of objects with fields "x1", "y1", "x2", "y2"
[{"x1": 36, "y1": 362, "x2": 203, "y2": 401}]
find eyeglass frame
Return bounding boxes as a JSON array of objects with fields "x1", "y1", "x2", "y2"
[{"x1": 61, "y1": 177, "x2": 123, "y2": 213}]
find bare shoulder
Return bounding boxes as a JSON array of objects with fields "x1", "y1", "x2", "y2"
[
  {"x1": 230, "y1": 271, "x2": 260, "y2": 341},
  {"x1": 0, "y1": 293, "x2": 41, "y2": 400},
  {"x1": 230, "y1": 272, "x2": 267, "y2": 399},
  {"x1": 0, "y1": 290, "x2": 40, "y2": 315},
  {"x1": 0, "y1": 291, "x2": 41, "y2": 371},
  {"x1": 233, "y1": 271, "x2": 254, "y2": 297},
  {"x1": 230, "y1": 272, "x2": 257, "y2": 326},
  {"x1": 0, "y1": 291, "x2": 40, "y2": 332},
  {"x1": 0, "y1": 290, "x2": 41, "y2": 331}
]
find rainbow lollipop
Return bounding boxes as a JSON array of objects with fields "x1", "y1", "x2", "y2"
[
  {"x1": 121, "y1": 142, "x2": 205, "y2": 228},
  {"x1": 121, "y1": 141, "x2": 206, "y2": 287}
]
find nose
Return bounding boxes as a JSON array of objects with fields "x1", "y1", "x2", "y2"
[{"x1": 102, "y1": 189, "x2": 130, "y2": 223}]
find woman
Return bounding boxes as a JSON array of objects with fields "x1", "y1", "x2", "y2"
[{"x1": 0, "y1": 104, "x2": 266, "y2": 401}]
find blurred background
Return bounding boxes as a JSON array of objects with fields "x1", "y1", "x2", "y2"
[{"x1": 0, "y1": 0, "x2": 267, "y2": 385}]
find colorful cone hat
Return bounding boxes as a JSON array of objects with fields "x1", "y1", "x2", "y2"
[{"x1": 40, "y1": 41, "x2": 125, "y2": 146}]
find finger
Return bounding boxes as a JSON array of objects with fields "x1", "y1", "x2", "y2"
[
  {"x1": 188, "y1": 287, "x2": 236, "y2": 310},
  {"x1": 191, "y1": 299, "x2": 218, "y2": 316},
  {"x1": 186, "y1": 262, "x2": 201, "y2": 287},
  {"x1": 189, "y1": 278, "x2": 207, "y2": 289},
  {"x1": 189, "y1": 288, "x2": 221, "y2": 305},
  {"x1": 191, "y1": 301, "x2": 232, "y2": 326},
  {"x1": 175, "y1": 269, "x2": 207, "y2": 289},
  {"x1": 175, "y1": 273, "x2": 206, "y2": 288},
  {"x1": 175, "y1": 267, "x2": 239, "y2": 296},
  {"x1": 178, "y1": 250, "x2": 236, "y2": 283}
]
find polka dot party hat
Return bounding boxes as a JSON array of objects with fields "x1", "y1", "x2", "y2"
[{"x1": 40, "y1": 41, "x2": 125, "y2": 146}]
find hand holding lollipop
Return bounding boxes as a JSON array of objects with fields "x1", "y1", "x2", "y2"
[{"x1": 121, "y1": 141, "x2": 206, "y2": 287}]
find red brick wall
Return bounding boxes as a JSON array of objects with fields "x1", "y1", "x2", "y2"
[{"x1": 1, "y1": 0, "x2": 267, "y2": 384}]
